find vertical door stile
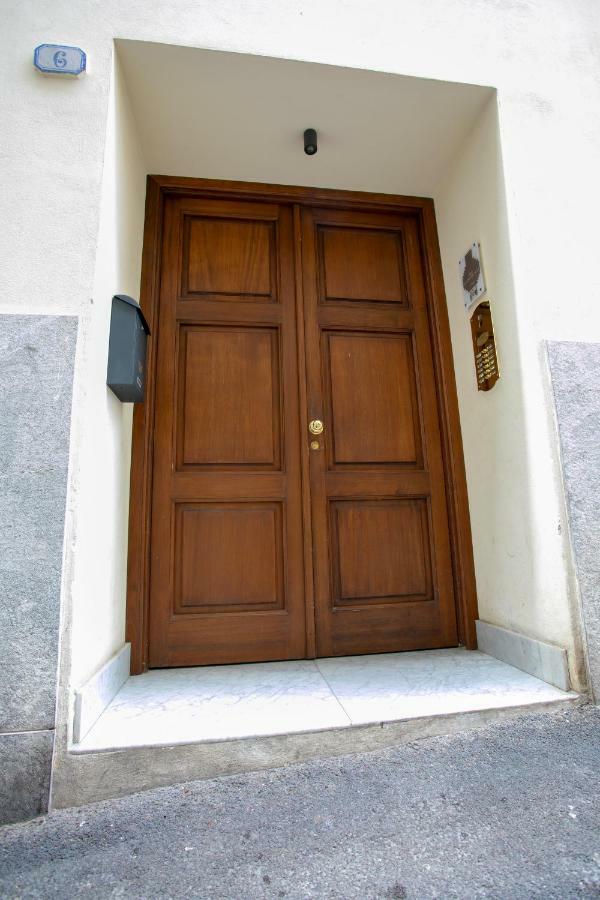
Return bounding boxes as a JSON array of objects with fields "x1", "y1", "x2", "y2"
[{"x1": 293, "y1": 203, "x2": 317, "y2": 658}]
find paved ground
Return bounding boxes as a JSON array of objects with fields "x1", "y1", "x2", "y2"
[{"x1": 0, "y1": 704, "x2": 599, "y2": 899}]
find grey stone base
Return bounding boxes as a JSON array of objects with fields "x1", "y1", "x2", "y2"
[
  {"x1": 476, "y1": 620, "x2": 570, "y2": 690},
  {"x1": 547, "y1": 341, "x2": 600, "y2": 702},
  {"x1": 0, "y1": 315, "x2": 77, "y2": 824},
  {"x1": 0, "y1": 315, "x2": 77, "y2": 733},
  {"x1": 0, "y1": 731, "x2": 54, "y2": 824}
]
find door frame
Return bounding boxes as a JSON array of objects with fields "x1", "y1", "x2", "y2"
[{"x1": 125, "y1": 175, "x2": 478, "y2": 674}]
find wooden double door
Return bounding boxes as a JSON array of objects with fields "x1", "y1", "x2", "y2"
[{"x1": 147, "y1": 188, "x2": 459, "y2": 667}]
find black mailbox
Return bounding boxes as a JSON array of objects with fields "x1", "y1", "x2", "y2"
[{"x1": 106, "y1": 294, "x2": 150, "y2": 402}]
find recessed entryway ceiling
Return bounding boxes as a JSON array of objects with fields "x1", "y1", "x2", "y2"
[{"x1": 116, "y1": 39, "x2": 493, "y2": 196}]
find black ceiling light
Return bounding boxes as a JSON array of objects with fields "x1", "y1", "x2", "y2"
[{"x1": 304, "y1": 128, "x2": 318, "y2": 156}]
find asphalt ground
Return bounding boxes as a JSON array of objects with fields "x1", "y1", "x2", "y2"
[{"x1": 1, "y1": 704, "x2": 599, "y2": 899}]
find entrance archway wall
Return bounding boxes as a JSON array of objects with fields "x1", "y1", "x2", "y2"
[
  {"x1": 65, "y1": 53, "x2": 147, "y2": 705},
  {"x1": 434, "y1": 98, "x2": 587, "y2": 690},
  {"x1": 63, "y1": 44, "x2": 500, "y2": 708},
  {"x1": 67, "y1": 39, "x2": 592, "y2": 708}
]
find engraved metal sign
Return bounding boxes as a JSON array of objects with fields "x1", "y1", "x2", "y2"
[
  {"x1": 459, "y1": 241, "x2": 486, "y2": 312},
  {"x1": 34, "y1": 44, "x2": 86, "y2": 76}
]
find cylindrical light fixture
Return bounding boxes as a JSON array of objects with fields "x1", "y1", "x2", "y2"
[{"x1": 304, "y1": 128, "x2": 318, "y2": 156}]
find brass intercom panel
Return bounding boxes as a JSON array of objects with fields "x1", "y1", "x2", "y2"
[{"x1": 471, "y1": 301, "x2": 499, "y2": 391}]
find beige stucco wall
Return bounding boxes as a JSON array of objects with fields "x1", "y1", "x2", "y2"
[
  {"x1": 67, "y1": 53, "x2": 147, "y2": 690},
  {"x1": 1, "y1": 0, "x2": 599, "y2": 704},
  {"x1": 434, "y1": 97, "x2": 586, "y2": 685}
]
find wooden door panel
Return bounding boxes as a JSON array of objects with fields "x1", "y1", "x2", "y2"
[
  {"x1": 330, "y1": 498, "x2": 433, "y2": 606},
  {"x1": 325, "y1": 331, "x2": 422, "y2": 467},
  {"x1": 148, "y1": 196, "x2": 305, "y2": 667},
  {"x1": 177, "y1": 326, "x2": 281, "y2": 468},
  {"x1": 302, "y1": 206, "x2": 458, "y2": 657},
  {"x1": 175, "y1": 502, "x2": 284, "y2": 612},
  {"x1": 320, "y1": 226, "x2": 408, "y2": 305},
  {"x1": 181, "y1": 206, "x2": 277, "y2": 301}
]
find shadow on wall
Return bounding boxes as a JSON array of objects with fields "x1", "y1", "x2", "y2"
[
  {"x1": 434, "y1": 96, "x2": 539, "y2": 648},
  {"x1": 67, "y1": 50, "x2": 147, "y2": 695}
]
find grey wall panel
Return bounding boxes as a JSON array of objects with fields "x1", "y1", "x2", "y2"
[
  {"x1": 547, "y1": 340, "x2": 600, "y2": 701},
  {"x1": 0, "y1": 731, "x2": 54, "y2": 824},
  {"x1": 0, "y1": 315, "x2": 77, "y2": 731}
]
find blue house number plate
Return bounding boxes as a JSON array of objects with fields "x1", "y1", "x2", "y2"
[{"x1": 34, "y1": 44, "x2": 86, "y2": 76}]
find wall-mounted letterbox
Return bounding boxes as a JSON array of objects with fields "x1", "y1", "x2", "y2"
[{"x1": 106, "y1": 294, "x2": 150, "y2": 402}]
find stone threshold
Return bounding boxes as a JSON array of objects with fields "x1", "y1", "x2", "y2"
[
  {"x1": 72, "y1": 648, "x2": 578, "y2": 754},
  {"x1": 52, "y1": 648, "x2": 579, "y2": 810},
  {"x1": 52, "y1": 649, "x2": 579, "y2": 809}
]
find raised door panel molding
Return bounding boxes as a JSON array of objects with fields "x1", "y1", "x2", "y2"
[
  {"x1": 174, "y1": 502, "x2": 285, "y2": 614},
  {"x1": 330, "y1": 498, "x2": 433, "y2": 607},
  {"x1": 178, "y1": 326, "x2": 282, "y2": 468},
  {"x1": 319, "y1": 226, "x2": 408, "y2": 305},
  {"x1": 182, "y1": 216, "x2": 276, "y2": 301},
  {"x1": 326, "y1": 331, "x2": 422, "y2": 467}
]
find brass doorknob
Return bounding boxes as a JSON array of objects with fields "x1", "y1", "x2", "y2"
[{"x1": 309, "y1": 419, "x2": 324, "y2": 435}]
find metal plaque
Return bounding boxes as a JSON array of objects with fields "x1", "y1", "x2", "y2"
[{"x1": 459, "y1": 241, "x2": 486, "y2": 312}]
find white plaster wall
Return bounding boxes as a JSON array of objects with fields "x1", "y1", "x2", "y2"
[
  {"x1": 4, "y1": 0, "x2": 598, "y2": 325},
  {"x1": 68, "y1": 53, "x2": 146, "y2": 688},
  {"x1": 434, "y1": 98, "x2": 586, "y2": 687},
  {"x1": 116, "y1": 40, "x2": 490, "y2": 196},
  {"x1": 2, "y1": 0, "x2": 600, "y2": 703}
]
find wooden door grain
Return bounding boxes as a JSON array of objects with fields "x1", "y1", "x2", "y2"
[
  {"x1": 148, "y1": 197, "x2": 306, "y2": 666},
  {"x1": 301, "y1": 206, "x2": 458, "y2": 656},
  {"x1": 133, "y1": 181, "x2": 470, "y2": 670}
]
